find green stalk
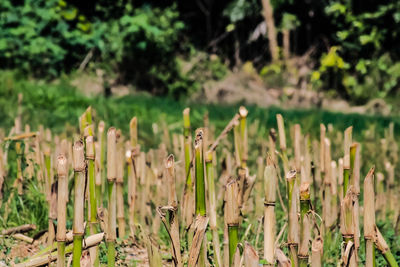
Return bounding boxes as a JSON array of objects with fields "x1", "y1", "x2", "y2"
[
  {"x1": 238, "y1": 106, "x2": 248, "y2": 169},
  {"x1": 194, "y1": 130, "x2": 206, "y2": 216},
  {"x1": 57, "y1": 242, "x2": 65, "y2": 267},
  {"x1": 349, "y1": 144, "x2": 356, "y2": 188},
  {"x1": 107, "y1": 241, "x2": 116, "y2": 267},
  {"x1": 343, "y1": 168, "x2": 350, "y2": 195},
  {"x1": 96, "y1": 185, "x2": 102, "y2": 208},
  {"x1": 383, "y1": 250, "x2": 399, "y2": 267},
  {"x1": 72, "y1": 235, "x2": 83, "y2": 267},
  {"x1": 286, "y1": 171, "x2": 298, "y2": 267},
  {"x1": 372, "y1": 244, "x2": 376, "y2": 267},
  {"x1": 183, "y1": 108, "x2": 192, "y2": 187},
  {"x1": 299, "y1": 257, "x2": 308, "y2": 267},
  {"x1": 106, "y1": 127, "x2": 117, "y2": 266},
  {"x1": 45, "y1": 153, "x2": 51, "y2": 190},
  {"x1": 228, "y1": 225, "x2": 239, "y2": 266},
  {"x1": 194, "y1": 130, "x2": 206, "y2": 266},
  {"x1": 375, "y1": 226, "x2": 399, "y2": 267},
  {"x1": 206, "y1": 151, "x2": 221, "y2": 267},
  {"x1": 107, "y1": 181, "x2": 116, "y2": 266},
  {"x1": 72, "y1": 141, "x2": 85, "y2": 267},
  {"x1": 86, "y1": 137, "x2": 99, "y2": 266},
  {"x1": 88, "y1": 160, "x2": 97, "y2": 224}
]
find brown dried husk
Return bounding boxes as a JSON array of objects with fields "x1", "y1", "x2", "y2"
[
  {"x1": 244, "y1": 242, "x2": 259, "y2": 267},
  {"x1": 275, "y1": 248, "x2": 291, "y2": 267},
  {"x1": 340, "y1": 188, "x2": 355, "y2": 236},
  {"x1": 374, "y1": 226, "x2": 389, "y2": 253}
]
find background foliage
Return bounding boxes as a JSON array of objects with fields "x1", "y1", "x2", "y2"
[{"x1": 1, "y1": 0, "x2": 400, "y2": 101}]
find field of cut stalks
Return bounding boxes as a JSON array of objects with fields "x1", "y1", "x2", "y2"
[{"x1": 0, "y1": 99, "x2": 399, "y2": 266}]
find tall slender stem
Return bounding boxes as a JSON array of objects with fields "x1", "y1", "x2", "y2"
[
  {"x1": 72, "y1": 141, "x2": 86, "y2": 267},
  {"x1": 194, "y1": 130, "x2": 206, "y2": 216},
  {"x1": 107, "y1": 128, "x2": 117, "y2": 267}
]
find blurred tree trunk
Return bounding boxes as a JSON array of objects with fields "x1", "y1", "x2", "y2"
[
  {"x1": 283, "y1": 29, "x2": 290, "y2": 61},
  {"x1": 261, "y1": 0, "x2": 279, "y2": 62}
]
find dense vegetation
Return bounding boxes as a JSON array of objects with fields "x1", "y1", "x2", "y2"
[{"x1": 1, "y1": 0, "x2": 400, "y2": 102}]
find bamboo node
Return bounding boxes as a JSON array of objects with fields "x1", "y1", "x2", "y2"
[{"x1": 264, "y1": 201, "x2": 276, "y2": 206}]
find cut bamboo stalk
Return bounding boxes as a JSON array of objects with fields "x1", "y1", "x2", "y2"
[
  {"x1": 225, "y1": 178, "x2": 240, "y2": 267},
  {"x1": 128, "y1": 117, "x2": 138, "y2": 239},
  {"x1": 338, "y1": 158, "x2": 344, "y2": 203},
  {"x1": 159, "y1": 155, "x2": 182, "y2": 267},
  {"x1": 1, "y1": 224, "x2": 37, "y2": 235},
  {"x1": 311, "y1": 236, "x2": 323, "y2": 267},
  {"x1": 15, "y1": 141, "x2": 23, "y2": 195},
  {"x1": 182, "y1": 108, "x2": 194, "y2": 230},
  {"x1": 286, "y1": 170, "x2": 298, "y2": 267},
  {"x1": 264, "y1": 157, "x2": 277, "y2": 266},
  {"x1": 206, "y1": 151, "x2": 222, "y2": 267},
  {"x1": 223, "y1": 224, "x2": 229, "y2": 267},
  {"x1": 364, "y1": 167, "x2": 376, "y2": 267},
  {"x1": 375, "y1": 172, "x2": 385, "y2": 220},
  {"x1": 57, "y1": 154, "x2": 68, "y2": 267},
  {"x1": 303, "y1": 134, "x2": 311, "y2": 183},
  {"x1": 194, "y1": 129, "x2": 206, "y2": 267},
  {"x1": 294, "y1": 124, "x2": 301, "y2": 172},
  {"x1": 9, "y1": 233, "x2": 34, "y2": 244},
  {"x1": 340, "y1": 187, "x2": 356, "y2": 267},
  {"x1": 323, "y1": 138, "x2": 333, "y2": 230},
  {"x1": 255, "y1": 156, "x2": 264, "y2": 218},
  {"x1": 268, "y1": 128, "x2": 277, "y2": 169},
  {"x1": 320, "y1": 124, "x2": 326, "y2": 173},
  {"x1": 276, "y1": 114, "x2": 289, "y2": 175},
  {"x1": 16, "y1": 233, "x2": 104, "y2": 267},
  {"x1": 330, "y1": 161, "x2": 338, "y2": 226},
  {"x1": 244, "y1": 242, "x2": 259, "y2": 267},
  {"x1": 194, "y1": 129, "x2": 206, "y2": 217},
  {"x1": 97, "y1": 121, "x2": 106, "y2": 204},
  {"x1": 86, "y1": 136, "x2": 99, "y2": 267},
  {"x1": 343, "y1": 126, "x2": 352, "y2": 195},
  {"x1": 116, "y1": 140, "x2": 125, "y2": 239},
  {"x1": 94, "y1": 142, "x2": 102, "y2": 208},
  {"x1": 188, "y1": 215, "x2": 209, "y2": 267},
  {"x1": 298, "y1": 182, "x2": 311, "y2": 266},
  {"x1": 106, "y1": 127, "x2": 117, "y2": 267},
  {"x1": 238, "y1": 106, "x2": 248, "y2": 169},
  {"x1": 72, "y1": 141, "x2": 86, "y2": 267},
  {"x1": 350, "y1": 143, "x2": 360, "y2": 256}
]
